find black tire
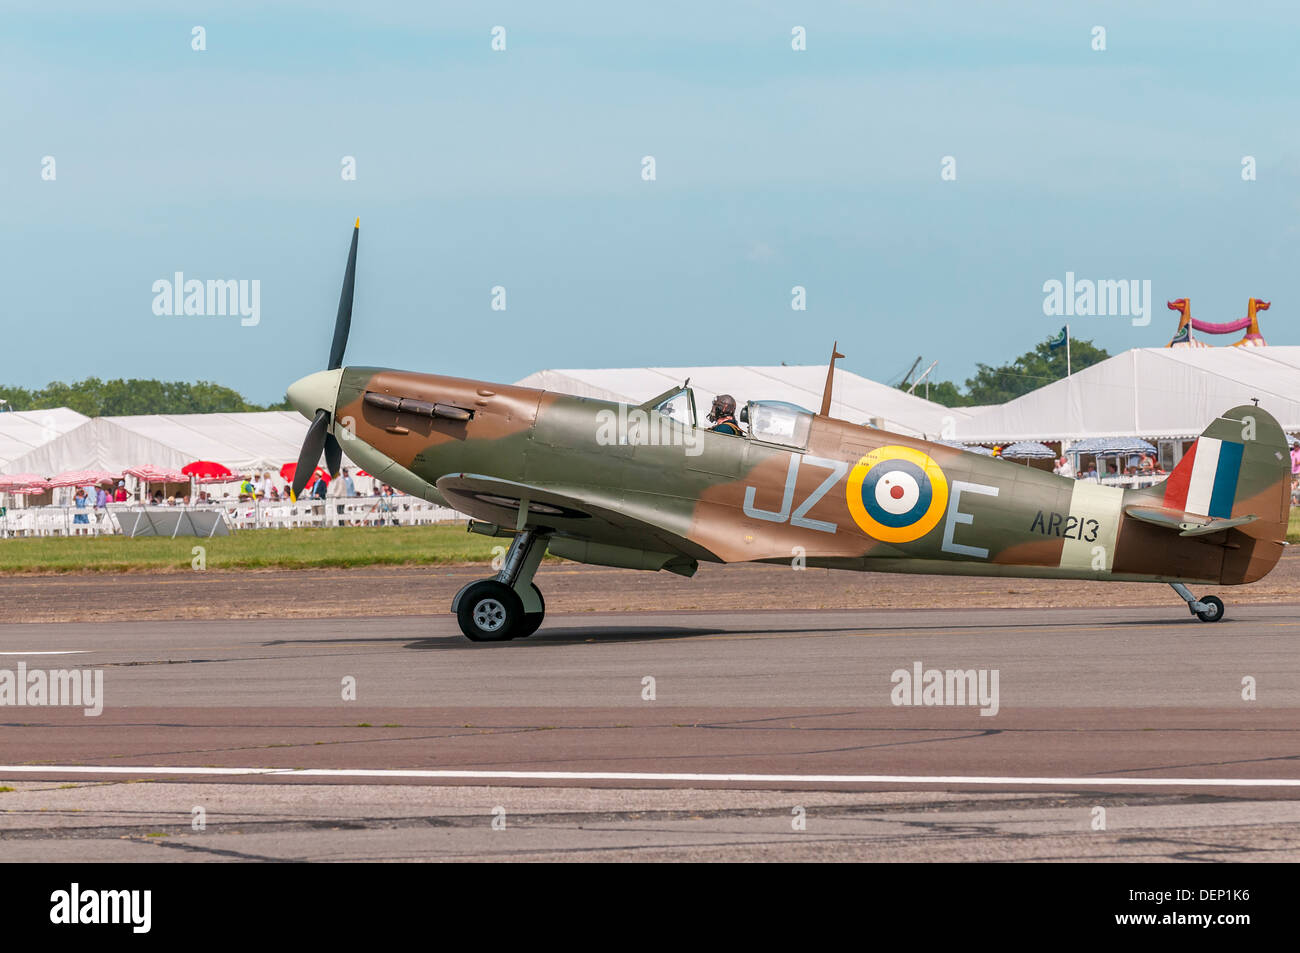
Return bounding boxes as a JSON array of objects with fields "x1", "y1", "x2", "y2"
[
  {"x1": 1195, "y1": 595, "x2": 1224, "y2": 622},
  {"x1": 514, "y1": 584, "x2": 545, "y2": 638},
  {"x1": 456, "y1": 580, "x2": 524, "y2": 641}
]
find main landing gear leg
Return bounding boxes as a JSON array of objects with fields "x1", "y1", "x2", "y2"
[
  {"x1": 452, "y1": 530, "x2": 549, "y2": 641},
  {"x1": 1171, "y1": 582, "x2": 1225, "y2": 623}
]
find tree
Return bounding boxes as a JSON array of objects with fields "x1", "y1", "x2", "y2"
[
  {"x1": 899, "y1": 338, "x2": 1110, "y2": 407},
  {"x1": 0, "y1": 385, "x2": 35, "y2": 412},
  {"x1": 903, "y1": 378, "x2": 968, "y2": 407},
  {"x1": 0, "y1": 378, "x2": 282, "y2": 415}
]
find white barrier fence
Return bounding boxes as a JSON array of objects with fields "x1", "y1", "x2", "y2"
[
  {"x1": 0, "y1": 496, "x2": 468, "y2": 538},
  {"x1": 1093, "y1": 473, "x2": 1166, "y2": 489},
  {"x1": 224, "y1": 497, "x2": 467, "y2": 530}
]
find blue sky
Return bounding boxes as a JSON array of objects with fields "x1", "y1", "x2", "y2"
[{"x1": 3, "y1": 1, "x2": 1299, "y2": 404}]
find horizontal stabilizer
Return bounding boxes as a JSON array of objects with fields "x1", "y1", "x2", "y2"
[{"x1": 1125, "y1": 504, "x2": 1258, "y2": 537}]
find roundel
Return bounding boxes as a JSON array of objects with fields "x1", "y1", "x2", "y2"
[{"x1": 845, "y1": 445, "x2": 949, "y2": 543}]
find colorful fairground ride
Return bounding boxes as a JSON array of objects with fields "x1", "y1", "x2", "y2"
[{"x1": 1167, "y1": 297, "x2": 1272, "y2": 348}]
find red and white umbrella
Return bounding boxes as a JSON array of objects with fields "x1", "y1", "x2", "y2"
[
  {"x1": 122, "y1": 464, "x2": 188, "y2": 482},
  {"x1": 47, "y1": 469, "x2": 121, "y2": 488},
  {"x1": 0, "y1": 473, "x2": 50, "y2": 492}
]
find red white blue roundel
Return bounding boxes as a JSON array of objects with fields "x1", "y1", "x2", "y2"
[
  {"x1": 845, "y1": 446, "x2": 949, "y2": 543},
  {"x1": 866, "y1": 465, "x2": 926, "y2": 523}
]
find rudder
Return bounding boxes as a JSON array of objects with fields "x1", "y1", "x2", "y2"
[{"x1": 1154, "y1": 405, "x2": 1290, "y2": 583}]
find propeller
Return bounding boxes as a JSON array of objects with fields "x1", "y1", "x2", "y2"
[
  {"x1": 292, "y1": 410, "x2": 331, "y2": 499},
  {"x1": 328, "y1": 221, "x2": 360, "y2": 371},
  {"x1": 291, "y1": 218, "x2": 359, "y2": 500}
]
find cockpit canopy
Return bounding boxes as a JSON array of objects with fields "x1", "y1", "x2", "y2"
[
  {"x1": 650, "y1": 386, "x2": 697, "y2": 427},
  {"x1": 645, "y1": 386, "x2": 815, "y2": 450},
  {"x1": 740, "y1": 400, "x2": 814, "y2": 449}
]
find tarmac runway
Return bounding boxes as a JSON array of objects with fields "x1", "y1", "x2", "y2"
[{"x1": 3, "y1": 596, "x2": 1299, "y2": 860}]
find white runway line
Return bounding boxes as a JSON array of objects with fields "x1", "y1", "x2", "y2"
[
  {"x1": 0, "y1": 765, "x2": 1298, "y2": 788},
  {"x1": 0, "y1": 651, "x2": 87, "y2": 655}
]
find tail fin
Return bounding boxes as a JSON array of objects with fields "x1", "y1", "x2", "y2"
[{"x1": 1145, "y1": 405, "x2": 1290, "y2": 583}]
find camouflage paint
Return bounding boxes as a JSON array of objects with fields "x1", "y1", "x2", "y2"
[{"x1": 319, "y1": 368, "x2": 1289, "y2": 588}]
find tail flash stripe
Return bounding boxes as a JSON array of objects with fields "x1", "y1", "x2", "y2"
[
  {"x1": 1163, "y1": 439, "x2": 1197, "y2": 510},
  {"x1": 1208, "y1": 440, "x2": 1244, "y2": 518},
  {"x1": 1184, "y1": 437, "x2": 1221, "y2": 516}
]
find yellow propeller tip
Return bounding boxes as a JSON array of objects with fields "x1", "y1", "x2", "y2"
[{"x1": 354, "y1": 217, "x2": 360, "y2": 228}]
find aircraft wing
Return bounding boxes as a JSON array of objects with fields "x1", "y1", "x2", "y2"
[
  {"x1": 433, "y1": 472, "x2": 717, "y2": 572},
  {"x1": 1124, "y1": 504, "x2": 1259, "y2": 538}
]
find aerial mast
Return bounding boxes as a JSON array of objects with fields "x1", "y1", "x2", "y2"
[{"x1": 819, "y1": 341, "x2": 845, "y2": 417}]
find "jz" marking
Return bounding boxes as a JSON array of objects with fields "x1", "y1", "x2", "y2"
[{"x1": 743, "y1": 454, "x2": 848, "y2": 534}]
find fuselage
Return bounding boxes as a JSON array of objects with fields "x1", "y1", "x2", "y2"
[{"x1": 287, "y1": 366, "x2": 1289, "y2": 587}]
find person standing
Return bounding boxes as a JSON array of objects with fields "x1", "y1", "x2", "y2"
[
  {"x1": 73, "y1": 488, "x2": 90, "y2": 532},
  {"x1": 327, "y1": 467, "x2": 348, "y2": 522}
]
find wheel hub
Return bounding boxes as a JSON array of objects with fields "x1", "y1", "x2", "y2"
[{"x1": 473, "y1": 598, "x2": 507, "y2": 632}]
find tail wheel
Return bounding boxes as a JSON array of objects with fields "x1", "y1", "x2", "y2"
[
  {"x1": 514, "y1": 584, "x2": 545, "y2": 639},
  {"x1": 457, "y1": 581, "x2": 524, "y2": 641},
  {"x1": 1195, "y1": 595, "x2": 1225, "y2": 622}
]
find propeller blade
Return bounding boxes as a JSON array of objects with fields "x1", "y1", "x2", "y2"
[
  {"x1": 327, "y1": 219, "x2": 360, "y2": 371},
  {"x1": 324, "y1": 431, "x2": 342, "y2": 479},
  {"x1": 292, "y1": 409, "x2": 330, "y2": 498}
]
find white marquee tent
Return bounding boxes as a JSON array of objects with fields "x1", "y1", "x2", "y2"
[
  {"x1": 956, "y1": 346, "x2": 1300, "y2": 444},
  {"x1": 516, "y1": 366, "x2": 973, "y2": 439},
  {"x1": 2, "y1": 411, "x2": 352, "y2": 478},
  {"x1": 0, "y1": 408, "x2": 90, "y2": 469}
]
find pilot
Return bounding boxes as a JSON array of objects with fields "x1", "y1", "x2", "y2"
[{"x1": 707, "y1": 394, "x2": 743, "y2": 436}]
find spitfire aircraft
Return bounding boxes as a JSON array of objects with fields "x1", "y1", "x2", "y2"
[{"x1": 287, "y1": 222, "x2": 1292, "y2": 641}]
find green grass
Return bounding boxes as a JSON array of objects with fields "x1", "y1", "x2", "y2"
[
  {"x1": 0, "y1": 524, "x2": 502, "y2": 574},
  {"x1": 4, "y1": 511, "x2": 1297, "y2": 573}
]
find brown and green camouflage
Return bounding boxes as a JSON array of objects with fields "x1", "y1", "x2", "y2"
[{"x1": 292, "y1": 366, "x2": 1290, "y2": 588}]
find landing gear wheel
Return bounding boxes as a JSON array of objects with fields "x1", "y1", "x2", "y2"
[
  {"x1": 514, "y1": 584, "x2": 545, "y2": 638},
  {"x1": 457, "y1": 580, "x2": 524, "y2": 642},
  {"x1": 1195, "y1": 595, "x2": 1224, "y2": 622}
]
